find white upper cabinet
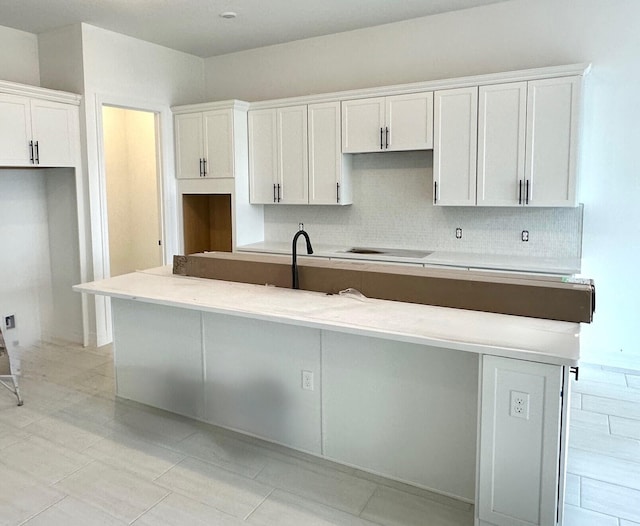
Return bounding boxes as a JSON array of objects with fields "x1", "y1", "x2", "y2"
[
  {"x1": 0, "y1": 93, "x2": 77, "y2": 167},
  {"x1": 249, "y1": 105, "x2": 308, "y2": 204},
  {"x1": 30, "y1": 99, "x2": 77, "y2": 167},
  {"x1": 175, "y1": 112, "x2": 204, "y2": 179},
  {"x1": 0, "y1": 94, "x2": 31, "y2": 165},
  {"x1": 342, "y1": 92, "x2": 433, "y2": 153},
  {"x1": 477, "y1": 82, "x2": 527, "y2": 206},
  {"x1": 433, "y1": 87, "x2": 478, "y2": 206},
  {"x1": 308, "y1": 101, "x2": 351, "y2": 205},
  {"x1": 525, "y1": 76, "x2": 580, "y2": 207},
  {"x1": 175, "y1": 108, "x2": 235, "y2": 179},
  {"x1": 248, "y1": 108, "x2": 278, "y2": 204},
  {"x1": 277, "y1": 105, "x2": 309, "y2": 204},
  {"x1": 437, "y1": 76, "x2": 581, "y2": 208}
]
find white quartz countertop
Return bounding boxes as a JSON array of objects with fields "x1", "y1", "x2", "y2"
[
  {"x1": 236, "y1": 241, "x2": 581, "y2": 275},
  {"x1": 74, "y1": 266, "x2": 580, "y2": 366}
]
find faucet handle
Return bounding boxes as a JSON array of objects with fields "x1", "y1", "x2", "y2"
[{"x1": 299, "y1": 222, "x2": 304, "y2": 231}]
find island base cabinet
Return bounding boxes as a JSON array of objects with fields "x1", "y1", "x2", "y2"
[
  {"x1": 322, "y1": 332, "x2": 479, "y2": 501},
  {"x1": 202, "y1": 313, "x2": 322, "y2": 455},
  {"x1": 111, "y1": 299, "x2": 205, "y2": 419},
  {"x1": 477, "y1": 356, "x2": 565, "y2": 526}
]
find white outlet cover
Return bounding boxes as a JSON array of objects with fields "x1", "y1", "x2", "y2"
[
  {"x1": 302, "y1": 370, "x2": 314, "y2": 391},
  {"x1": 510, "y1": 390, "x2": 530, "y2": 420}
]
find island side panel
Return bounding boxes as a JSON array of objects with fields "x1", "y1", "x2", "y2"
[
  {"x1": 202, "y1": 313, "x2": 322, "y2": 455},
  {"x1": 112, "y1": 298, "x2": 205, "y2": 419},
  {"x1": 477, "y1": 356, "x2": 563, "y2": 526},
  {"x1": 321, "y1": 331, "x2": 479, "y2": 501}
]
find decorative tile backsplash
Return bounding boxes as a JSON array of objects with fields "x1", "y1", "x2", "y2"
[{"x1": 264, "y1": 151, "x2": 583, "y2": 258}]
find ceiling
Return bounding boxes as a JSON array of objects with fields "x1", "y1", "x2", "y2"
[{"x1": 0, "y1": 0, "x2": 511, "y2": 58}]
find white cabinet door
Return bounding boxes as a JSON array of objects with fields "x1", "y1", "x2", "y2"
[
  {"x1": 477, "y1": 82, "x2": 527, "y2": 206},
  {"x1": 341, "y1": 97, "x2": 385, "y2": 153},
  {"x1": 203, "y1": 109, "x2": 234, "y2": 179},
  {"x1": 249, "y1": 108, "x2": 278, "y2": 204},
  {"x1": 30, "y1": 99, "x2": 77, "y2": 167},
  {"x1": 309, "y1": 102, "x2": 351, "y2": 205},
  {"x1": 277, "y1": 105, "x2": 308, "y2": 204},
  {"x1": 433, "y1": 87, "x2": 478, "y2": 206},
  {"x1": 0, "y1": 94, "x2": 32, "y2": 166},
  {"x1": 478, "y1": 355, "x2": 563, "y2": 526},
  {"x1": 175, "y1": 112, "x2": 204, "y2": 179},
  {"x1": 112, "y1": 299, "x2": 205, "y2": 420},
  {"x1": 386, "y1": 92, "x2": 434, "y2": 151},
  {"x1": 525, "y1": 76, "x2": 580, "y2": 207}
]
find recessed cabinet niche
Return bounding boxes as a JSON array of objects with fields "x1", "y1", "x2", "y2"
[
  {"x1": 434, "y1": 75, "x2": 581, "y2": 208},
  {"x1": 182, "y1": 194, "x2": 232, "y2": 255}
]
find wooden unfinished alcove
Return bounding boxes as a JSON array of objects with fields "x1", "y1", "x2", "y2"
[{"x1": 182, "y1": 194, "x2": 232, "y2": 255}]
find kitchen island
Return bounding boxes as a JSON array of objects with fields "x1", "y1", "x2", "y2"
[{"x1": 75, "y1": 265, "x2": 579, "y2": 526}]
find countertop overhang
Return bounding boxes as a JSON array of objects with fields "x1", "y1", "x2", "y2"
[{"x1": 74, "y1": 266, "x2": 580, "y2": 366}]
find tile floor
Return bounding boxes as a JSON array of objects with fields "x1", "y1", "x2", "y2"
[{"x1": 0, "y1": 340, "x2": 638, "y2": 525}]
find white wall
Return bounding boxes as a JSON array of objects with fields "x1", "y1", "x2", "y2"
[
  {"x1": 0, "y1": 171, "x2": 53, "y2": 347},
  {"x1": 0, "y1": 25, "x2": 40, "y2": 86},
  {"x1": 204, "y1": 0, "x2": 640, "y2": 369},
  {"x1": 38, "y1": 23, "x2": 206, "y2": 345}
]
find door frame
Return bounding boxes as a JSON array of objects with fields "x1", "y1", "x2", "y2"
[{"x1": 93, "y1": 94, "x2": 177, "y2": 345}]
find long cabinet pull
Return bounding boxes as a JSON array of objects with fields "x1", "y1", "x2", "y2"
[
  {"x1": 202, "y1": 158, "x2": 207, "y2": 177},
  {"x1": 380, "y1": 127, "x2": 383, "y2": 150},
  {"x1": 336, "y1": 182, "x2": 340, "y2": 203},
  {"x1": 518, "y1": 179, "x2": 523, "y2": 205},
  {"x1": 273, "y1": 183, "x2": 276, "y2": 203},
  {"x1": 385, "y1": 127, "x2": 389, "y2": 149},
  {"x1": 277, "y1": 183, "x2": 281, "y2": 203},
  {"x1": 29, "y1": 141, "x2": 34, "y2": 163},
  {"x1": 525, "y1": 179, "x2": 530, "y2": 205},
  {"x1": 199, "y1": 158, "x2": 203, "y2": 177},
  {"x1": 434, "y1": 181, "x2": 438, "y2": 204},
  {"x1": 34, "y1": 141, "x2": 39, "y2": 164}
]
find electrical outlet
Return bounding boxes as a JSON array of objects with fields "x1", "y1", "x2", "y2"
[
  {"x1": 521, "y1": 230, "x2": 529, "y2": 242},
  {"x1": 510, "y1": 390, "x2": 530, "y2": 420},
  {"x1": 302, "y1": 370, "x2": 314, "y2": 391},
  {"x1": 456, "y1": 227, "x2": 463, "y2": 239},
  {"x1": 5, "y1": 315, "x2": 16, "y2": 330}
]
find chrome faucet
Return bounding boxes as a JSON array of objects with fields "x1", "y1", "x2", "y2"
[{"x1": 292, "y1": 224, "x2": 313, "y2": 289}]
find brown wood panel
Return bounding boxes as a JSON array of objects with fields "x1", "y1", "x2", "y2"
[
  {"x1": 182, "y1": 194, "x2": 232, "y2": 254},
  {"x1": 174, "y1": 253, "x2": 595, "y2": 323}
]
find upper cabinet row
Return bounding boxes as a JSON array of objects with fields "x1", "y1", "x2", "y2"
[
  {"x1": 0, "y1": 93, "x2": 78, "y2": 167},
  {"x1": 173, "y1": 66, "x2": 586, "y2": 208},
  {"x1": 434, "y1": 76, "x2": 580, "y2": 207}
]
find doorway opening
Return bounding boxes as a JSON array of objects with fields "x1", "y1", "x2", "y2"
[{"x1": 102, "y1": 106, "x2": 163, "y2": 276}]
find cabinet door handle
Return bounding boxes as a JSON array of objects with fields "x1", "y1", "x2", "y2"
[
  {"x1": 29, "y1": 141, "x2": 34, "y2": 163},
  {"x1": 525, "y1": 179, "x2": 530, "y2": 205},
  {"x1": 380, "y1": 127, "x2": 383, "y2": 150},
  {"x1": 336, "y1": 182, "x2": 340, "y2": 203},
  {"x1": 34, "y1": 141, "x2": 39, "y2": 164},
  {"x1": 202, "y1": 158, "x2": 207, "y2": 177},
  {"x1": 434, "y1": 181, "x2": 438, "y2": 204},
  {"x1": 518, "y1": 179, "x2": 523, "y2": 205},
  {"x1": 385, "y1": 126, "x2": 389, "y2": 149},
  {"x1": 277, "y1": 183, "x2": 281, "y2": 202},
  {"x1": 273, "y1": 183, "x2": 277, "y2": 203},
  {"x1": 199, "y1": 158, "x2": 203, "y2": 177}
]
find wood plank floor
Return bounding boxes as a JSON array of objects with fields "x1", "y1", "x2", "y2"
[{"x1": 1, "y1": 341, "x2": 638, "y2": 525}]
